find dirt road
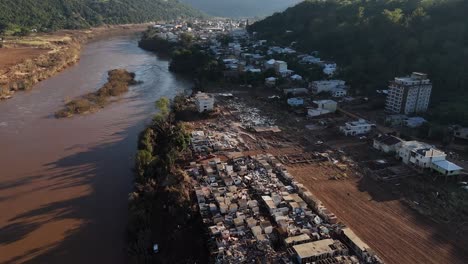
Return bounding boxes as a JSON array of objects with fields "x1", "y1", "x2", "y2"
[{"x1": 287, "y1": 164, "x2": 468, "y2": 264}]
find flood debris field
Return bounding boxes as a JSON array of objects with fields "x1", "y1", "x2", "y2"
[{"x1": 184, "y1": 94, "x2": 468, "y2": 264}]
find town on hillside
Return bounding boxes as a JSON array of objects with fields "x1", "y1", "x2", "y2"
[{"x1": 141, "y1": 19, "x2": 468, "y2": 264}]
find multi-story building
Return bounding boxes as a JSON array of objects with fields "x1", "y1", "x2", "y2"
[
  {"x1": 195, "y1": 92, "x2": 214, "y2": 112},
  {"x1": 385, "y1": 72, "x2": 432, "y2": 114},
  {"x1": 340, "y1": 119, "x2": 375, "y2": 136},
  {"x1": 397, "y1": 141, "x2": 446, "y2": 168}
]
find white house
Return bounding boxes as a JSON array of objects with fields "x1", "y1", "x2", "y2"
[
  {"x1": 310, "y1": 80, "x2": 346, "y2": 94},
  {"x1": 274, "y1": 60, "x2": 288, "y2": 73},
  {"x1": 373, "y1": 135, "x2": 403, "y2": 153},
  {"x1": 195, "y1": 92, "x2": 214, "y2": 113},
  {"x1": 409, "y1": 147, "x2": 447, "y2": 169},
  {"x1": 340, "y1": 119, "x2": 375, "y2": 136},
  {"x1": 313, "y1": 100, "x2": 337, "y2": 112},
  {"x1": 397, "y1": 141, "x2": 446, "y2": 168}
]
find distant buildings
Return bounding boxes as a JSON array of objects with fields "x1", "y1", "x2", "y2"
[
  {"x1": 373, "y1": 135, "x2": 403, "y2": 153},
  {"x1": 287, "y1": 98, "x2": 304, "y2": 107},
  {"x1": 274, "y1": 60, "x2": 288, "y2": 75},
  {"x1": 308, "y1": 100, "x2": 337, "y2": 117},
  {"x1": 340, "y1": 119, "x2": 375, "y2": 136},
  {"x1": 265, "y1": 77, "x2": 277, "y2": 87},
  {"x1": 385, "y1": 72, "x2": 432, "y2": 114},
  {"x1": 284, "y1": 88, "x2": 309, "y2": 96},
  {"x1": 195, "y1": 92, "x2": 214, "y2": 112},
  {"x1": 310, "y1": 80, "x2": 347, "y2": 97},
  {"x1": 453, "y1": 126, "x2": 468, "y2": 140},
  {"x1": 292, "y1": 239, "x2": 348, "y2": 264},
  {"x1": 313, "y1": 100, "x2": 337, "y2": 112},
  {"x1": 322, "y1": 61, "x2": 337, "y2": 76}
]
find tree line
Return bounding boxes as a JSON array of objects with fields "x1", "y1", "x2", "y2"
[
  {"x1": 0, "y1": 0, "x2": 203, "y2": 34},
  {"x1": 249, "y1": 0, "x2": 468, "y2": 125}
]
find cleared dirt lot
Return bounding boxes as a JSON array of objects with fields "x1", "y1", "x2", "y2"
[
  {"x1": 0, "y1": 48, "x2": 48, "y2": 72},
  {"x1": 287, "y1": 163, "x2": 468, "y2": 264}
]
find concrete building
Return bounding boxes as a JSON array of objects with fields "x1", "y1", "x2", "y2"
[
  {"x1": 274, "y1": 60, "x2": 288, "y2": 73},
  {"x1": 385, "y1": 72, "x2": 432, "y2": 114},
  {"x1": 340, "y1": 119, "x2": 375, "y2": 136},
  {"x1": 340, "y1": 228, "x2": 376, "y2": 263},
  {"x1": 195, "y1": 92, "x2": 214, "y2": 112},
  {"x1": 373, "y1": 135, "x2": 403, "y2": 153},
  {"x1": 292, "y1": 239, "x2": 348, "y2": 264},
  {"x1": 313, "y1": 100, "x2": 337, "y2": 112},
  {"x1": 397, "y1": 141, "x2": 446, "y2": 168},
  {"x1": 310, "y1": 80, "x2": 346, "y2": 95}
]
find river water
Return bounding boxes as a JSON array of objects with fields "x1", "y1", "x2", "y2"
[{"x1": 0, "y1": 33, "x2": 192, "y2": 264}]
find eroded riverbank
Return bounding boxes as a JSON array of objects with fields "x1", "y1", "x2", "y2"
[
  {"x1": 0, "y1": 24, "x2": 148, "y2": 100},
  {"x1": 0, "y1": 33, "x2": 192, "y2": 264}
]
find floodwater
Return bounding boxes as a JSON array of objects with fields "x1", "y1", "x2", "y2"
[{"x1": 0, "y1": 33, "x2": 192, "y2": 264}]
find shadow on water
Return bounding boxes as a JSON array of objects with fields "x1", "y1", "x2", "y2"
[{"x1": 0, "y1": 120, "x2": 145, "y2": 264}]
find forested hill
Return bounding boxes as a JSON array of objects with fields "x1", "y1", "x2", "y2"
[
  {"x1": 0, "y1": 0, "x2": 203, "y2": 32},
  {"x1": 180, "y1": 0, "x2": 302, "y2": 18},
  {"x1": 249, "y1": 0, "x2": 468, "y2": 125}
]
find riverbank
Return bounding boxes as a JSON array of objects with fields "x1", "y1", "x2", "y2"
[
  {"x1": 0, "y1": 24, "x2": 148, "y2": 100},
  {"x1": 127, "y1": 98, "x2": 209, "y2": 263}
]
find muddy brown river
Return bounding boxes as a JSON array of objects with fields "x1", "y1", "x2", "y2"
[{"x1": 0, "y1": 33, "x2": 191, "y2": 264}]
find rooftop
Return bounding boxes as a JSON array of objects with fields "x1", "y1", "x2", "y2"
[
  {"x1": 341, "y1": 228, "x2": 370, "y2": 252},
  {"x1": 432, "y1": 160, "x2": 463, "y2": 171},
  {"x1": 374, "y1": 135, "x2": 402, "y2": 146},
  {"x1": 293, "y1": 239, "x2": 335, "y2": 258}
]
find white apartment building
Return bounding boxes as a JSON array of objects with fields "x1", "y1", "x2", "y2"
[
  {"x1": 340, "y1": 119, "x2": 375, "y2": 136},
  {"x1": 385, "y1": 72, "x2": 432, "y2": 114},
  {"x1": 195, "y1": 92, "x2": 214, "y2": 113}
]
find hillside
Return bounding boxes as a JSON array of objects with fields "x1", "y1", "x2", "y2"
[
  {"x1": 249, "y1": 0, "x2": 468, "y2": 125},
  {"x1": 180, "y1": 0, "x2": 302, "y2": 18},
  {"x1": 0, "y1": 0, "x2": 203, "y2": 32}
]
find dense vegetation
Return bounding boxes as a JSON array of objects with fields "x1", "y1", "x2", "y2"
[
  {"x1": 127, "y1": 97, "x2": 208, "y2": 263},
  {"x1": 55, "y1": 69, "x2": 136, "y2": 118},
  {"x1": 180, "y1": 0, "x2": 301, "y2": 18},
  {"x1": 0, "y1": 0, "x2": 203, "y2": 33},
  {"x1": 249, "y1": 0, "x2": 468, "y2": 125},
  {"x1": 139, "y1": 29, "x2": 222, "y2": 84}
]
